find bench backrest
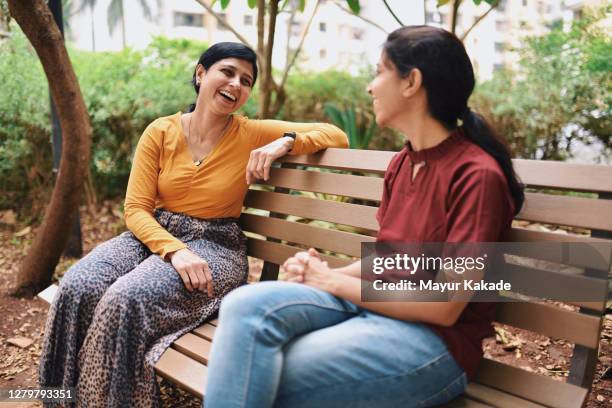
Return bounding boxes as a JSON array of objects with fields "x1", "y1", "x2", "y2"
[{"x1": 240, "y1": 148, "x2": 612, "y2": 408}]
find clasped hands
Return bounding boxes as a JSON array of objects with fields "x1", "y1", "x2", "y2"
[{"x1": 281, "y1": 248, "x2": 335, "y2": 293}]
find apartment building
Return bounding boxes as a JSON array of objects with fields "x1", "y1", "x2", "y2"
[
  {"x1": 66, "y1": 0, "x2": 599, "y2": 80},
  {"x1": 67, "y1": 0, "x2": 421, "y2": 74}
]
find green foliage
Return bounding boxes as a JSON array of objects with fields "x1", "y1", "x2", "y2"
[
  {"x1": 0, "y1": 28, "x2": 207, "y2": 211},
  {"x1": 0, "y1": 25, "x2": 403, "y2": 215},
  {"x1": 71, "y1": 36, "x2": 207, "y2": 197},
  {"x1": 0, "y1": 27, "x2": 52, "y2": 211},
  {"x1": 472, "y1": 7, "x2": 611, "y2": 161},
  {"x1": 323, "y1": 103, "x2": 376, "y2": 149}
]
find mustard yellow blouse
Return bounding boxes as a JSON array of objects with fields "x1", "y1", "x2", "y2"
[{"x1": 124, "y1": 112, "x2": 349, "y2": 258}]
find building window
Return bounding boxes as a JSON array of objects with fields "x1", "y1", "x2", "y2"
[
  {"x1": 494, "y1": 42, "x2": 505, "y2": 52},
  {"x1": 319, "y1": 22, "x2": 326, "y2": 32},
  {"x1": 352, "y1": 28, "x2": 364, "y2": 40},
  {"x1": 290, "y1": 21, "x2": 301, "y2": 37},
  {"x1": 174, "y1": 12, "x2": 204, "y2": 27},
  {"x1": 495, "y1": 20, "x2": 507, "y2": 31},
  {"x1": 319, "y1": 49, "x2": 327, "y2": 59},
  {"x1": 217, "y1": 13, "x2": 228, "y2": 31},
  {"x1": 244, "y1": 15, "x2": 253, "y2": 26},
  {"x1": 522, "y1": 0, "x2": 528, "y2": 7}
]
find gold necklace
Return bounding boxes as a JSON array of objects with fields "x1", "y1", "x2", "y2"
[{"x1": 188, "y1": 114, "x2": 232, "y2": 166}]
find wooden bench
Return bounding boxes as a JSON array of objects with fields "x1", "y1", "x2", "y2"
[{"x1": 40, "y1": 148, "x2": 612, "y2": 407}]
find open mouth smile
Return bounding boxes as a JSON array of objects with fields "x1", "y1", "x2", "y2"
[{"x1": 219, "y1": 90, "x2": 237, "y2": 102}]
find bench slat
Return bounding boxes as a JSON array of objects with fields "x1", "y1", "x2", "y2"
[
  {"x1": 513, "y1": 159, "x2": 612, "y2": 193},
  {"x1": 281, "y1": 150, "x2": 612, "y2": 193},
  {"x1": 518, "y1": 192, "x2": 612, "y2": 232},
  {"x1": 262, "y1": 167, "x2": 383, "y2": 201},
  {"x1": 247, "y1": 238, "x2": 353, "y2": 268},
  {"x1": 444, "y1": 396, "x2": 495, "y2": 408},
  {"x1": 474, "y1": 358, "x2": 588, "y2": 408},
  {"x1": 245, "y1": 190, "x2": 379, "y2": 231},
  {"x1": 495, "y1": 300, "x2": 601, "y2": 348},
  {"x1": 281, "y1": 148, "x2": 393, "y2": 173},
  {"x1": 498, "y1": 263, "x2": 607, "y2": 307},
  {"x1": 465, "y1": 382, "x2": 545, "y2": 408},
  {"x1": 193, "y1": 323, "x2": 216, "y2": 341},
  {"x1": 155, "y1": 348, "x2": 207, "y2": 399},
  {"x1": 241, "y1": 213, "x2": 374, "y2": 257},
  {"x1": 507, "y1": 228, "x2": 612, "y2": 270},
  {"x1": 173, "y1": 333, "x2": 212, "y2": 365}
]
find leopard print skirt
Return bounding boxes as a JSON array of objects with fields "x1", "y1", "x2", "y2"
[{"x1": 39, "y1": 209, "x2": 248, "y2": 407}]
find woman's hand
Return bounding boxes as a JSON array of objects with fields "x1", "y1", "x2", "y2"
[
  {"x1": 169, "y1": 248, "x2": 214, "y2": 296},
  {"x1": 282, "y1": 248, "x2": 338, "y2": 293},
  {"x1": 246, "y1": 136, "x2": 294, "y2": 184}
]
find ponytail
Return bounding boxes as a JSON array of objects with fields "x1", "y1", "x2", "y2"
[{"x1": 461, "y1": 108, "x2": 524, "y2": 214}]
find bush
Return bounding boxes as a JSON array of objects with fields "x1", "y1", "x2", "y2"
[
  {"x1": 1, "y1": 29, "x2": 402, "y2": 216},
  {"x1": 0, "y1": 27, "x2": 52, "y2": 213},
  {"x1": 472, "y1": 7, "x2": 611, "y2": 161}
]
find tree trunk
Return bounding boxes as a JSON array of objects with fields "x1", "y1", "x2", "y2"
[
  {"x1": 90, "y1": 4, "x2": 96, "y2": 51},
  {"x1": 121, "y1": 0, "x2": 126, "y2": 49},
  {"x1": 0, "y1": 5, "x2": 10, "y2": 37},
  {"x1": 257, "y1": 0, "x2": 280, "y2": 119},
  {"x1": 8, "y1": 0, "x2": 92, "y2": 296}
]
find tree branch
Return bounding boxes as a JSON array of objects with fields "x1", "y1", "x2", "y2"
[
  {"x1": 280, "y1": 0, "x2": 321, "y2": 89},
  {"x1": 194, "y1": 0, "x2": 263, "y2": 68},
  {"x1": 333, "y1": 0, "x2": 388, "y2": 34},
  {"x1": 382, "y1": 0, "x2": 403, "y2": 27},
  {"x1": 450, "y1": 0, "x2": 463, "y2": 34},
  {"x1": 460, "y1": 0, "x2": 499, "y2": 42}
]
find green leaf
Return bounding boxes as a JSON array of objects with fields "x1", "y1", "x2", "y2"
[
  {"x1": 247, "y1": 0, "x2": 257, "y2": 8},
  {"x1": 298, "y1": 0, "x2": 306, "y2": 12},
  {"x1": 346, "y1": 0, "x2": 360, "y2": 14},
  {"x1": 220, "y1": 0, "x2": 230, "y2": 10},
  {"x1": 437, "y1": 0, "x2": 451, "y2": 6}
]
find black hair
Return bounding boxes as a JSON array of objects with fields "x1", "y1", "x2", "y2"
[
  {"x1": 188, "y1": 42, "x2": 258, "y2": 112},
  {"x1": 383, "y1": 25, "x2": 524, "y2": 214}
]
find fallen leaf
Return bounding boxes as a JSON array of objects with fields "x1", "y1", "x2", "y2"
[
  {"x1": 596, "y1": 395, "x2": 605, "y2": 402},
  {"x1": 6, "y1": 336, "x2": 34, "y2": 348},
  {"x1": 14, "y1": 226, "x2": 31, "y2": 237}
]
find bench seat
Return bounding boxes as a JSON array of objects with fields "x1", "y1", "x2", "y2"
[{"x1": 39, "y1": 148, "x2": 612, "y2": 407}]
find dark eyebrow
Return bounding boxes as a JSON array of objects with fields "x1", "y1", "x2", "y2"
[{"x1": 219, "y1": 64, "x2": 254, "y2": 83}]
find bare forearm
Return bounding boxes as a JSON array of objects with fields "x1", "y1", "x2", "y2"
[
  {"x1": 326, "y1": 271, "x2": 466, "y2": 327},
  {"x1": 334, "y1": 260, "x2": 362, "y2": 277}
]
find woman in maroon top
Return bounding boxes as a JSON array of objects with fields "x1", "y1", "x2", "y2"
[{"x1": 204, "y1": 26, "x2": 524, "y2": 408}]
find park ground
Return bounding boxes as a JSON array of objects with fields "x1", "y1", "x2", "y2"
[{"x1": 0, "y1": 201, "x2": 611, "y2": 407}]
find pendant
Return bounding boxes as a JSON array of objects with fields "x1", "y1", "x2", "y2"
[{"x1": 194, "y1": 160, "x2": 202, "y2": 166}]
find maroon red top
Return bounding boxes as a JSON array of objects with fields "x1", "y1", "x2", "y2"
[{"x1": 376, "y1": 129, "x2": 514, "y2": 380}]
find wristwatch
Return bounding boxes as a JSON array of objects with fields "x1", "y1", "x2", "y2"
[{"x1": 283, "y1": 131, "x2": 297, "y2": 151}]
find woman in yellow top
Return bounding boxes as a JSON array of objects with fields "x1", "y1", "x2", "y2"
[{"x1": 39, "y1": 42, "x2": 348, "y2": 407}]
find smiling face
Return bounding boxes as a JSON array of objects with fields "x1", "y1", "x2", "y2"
[{"x1": 195, "y1": 57, "x2": 254, "y2": 115}]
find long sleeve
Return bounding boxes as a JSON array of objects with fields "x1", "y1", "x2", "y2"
[
  {"x1": 124, "y1": 123, "x2": 187, "y2": 259},
  {"x1": 243, "y1": 119, "x2": 349, "y2": 154}
]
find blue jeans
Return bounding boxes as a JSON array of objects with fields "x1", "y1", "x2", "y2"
[{"x1": 204, "y1": 282, "x2": 466, "y2": 408}]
